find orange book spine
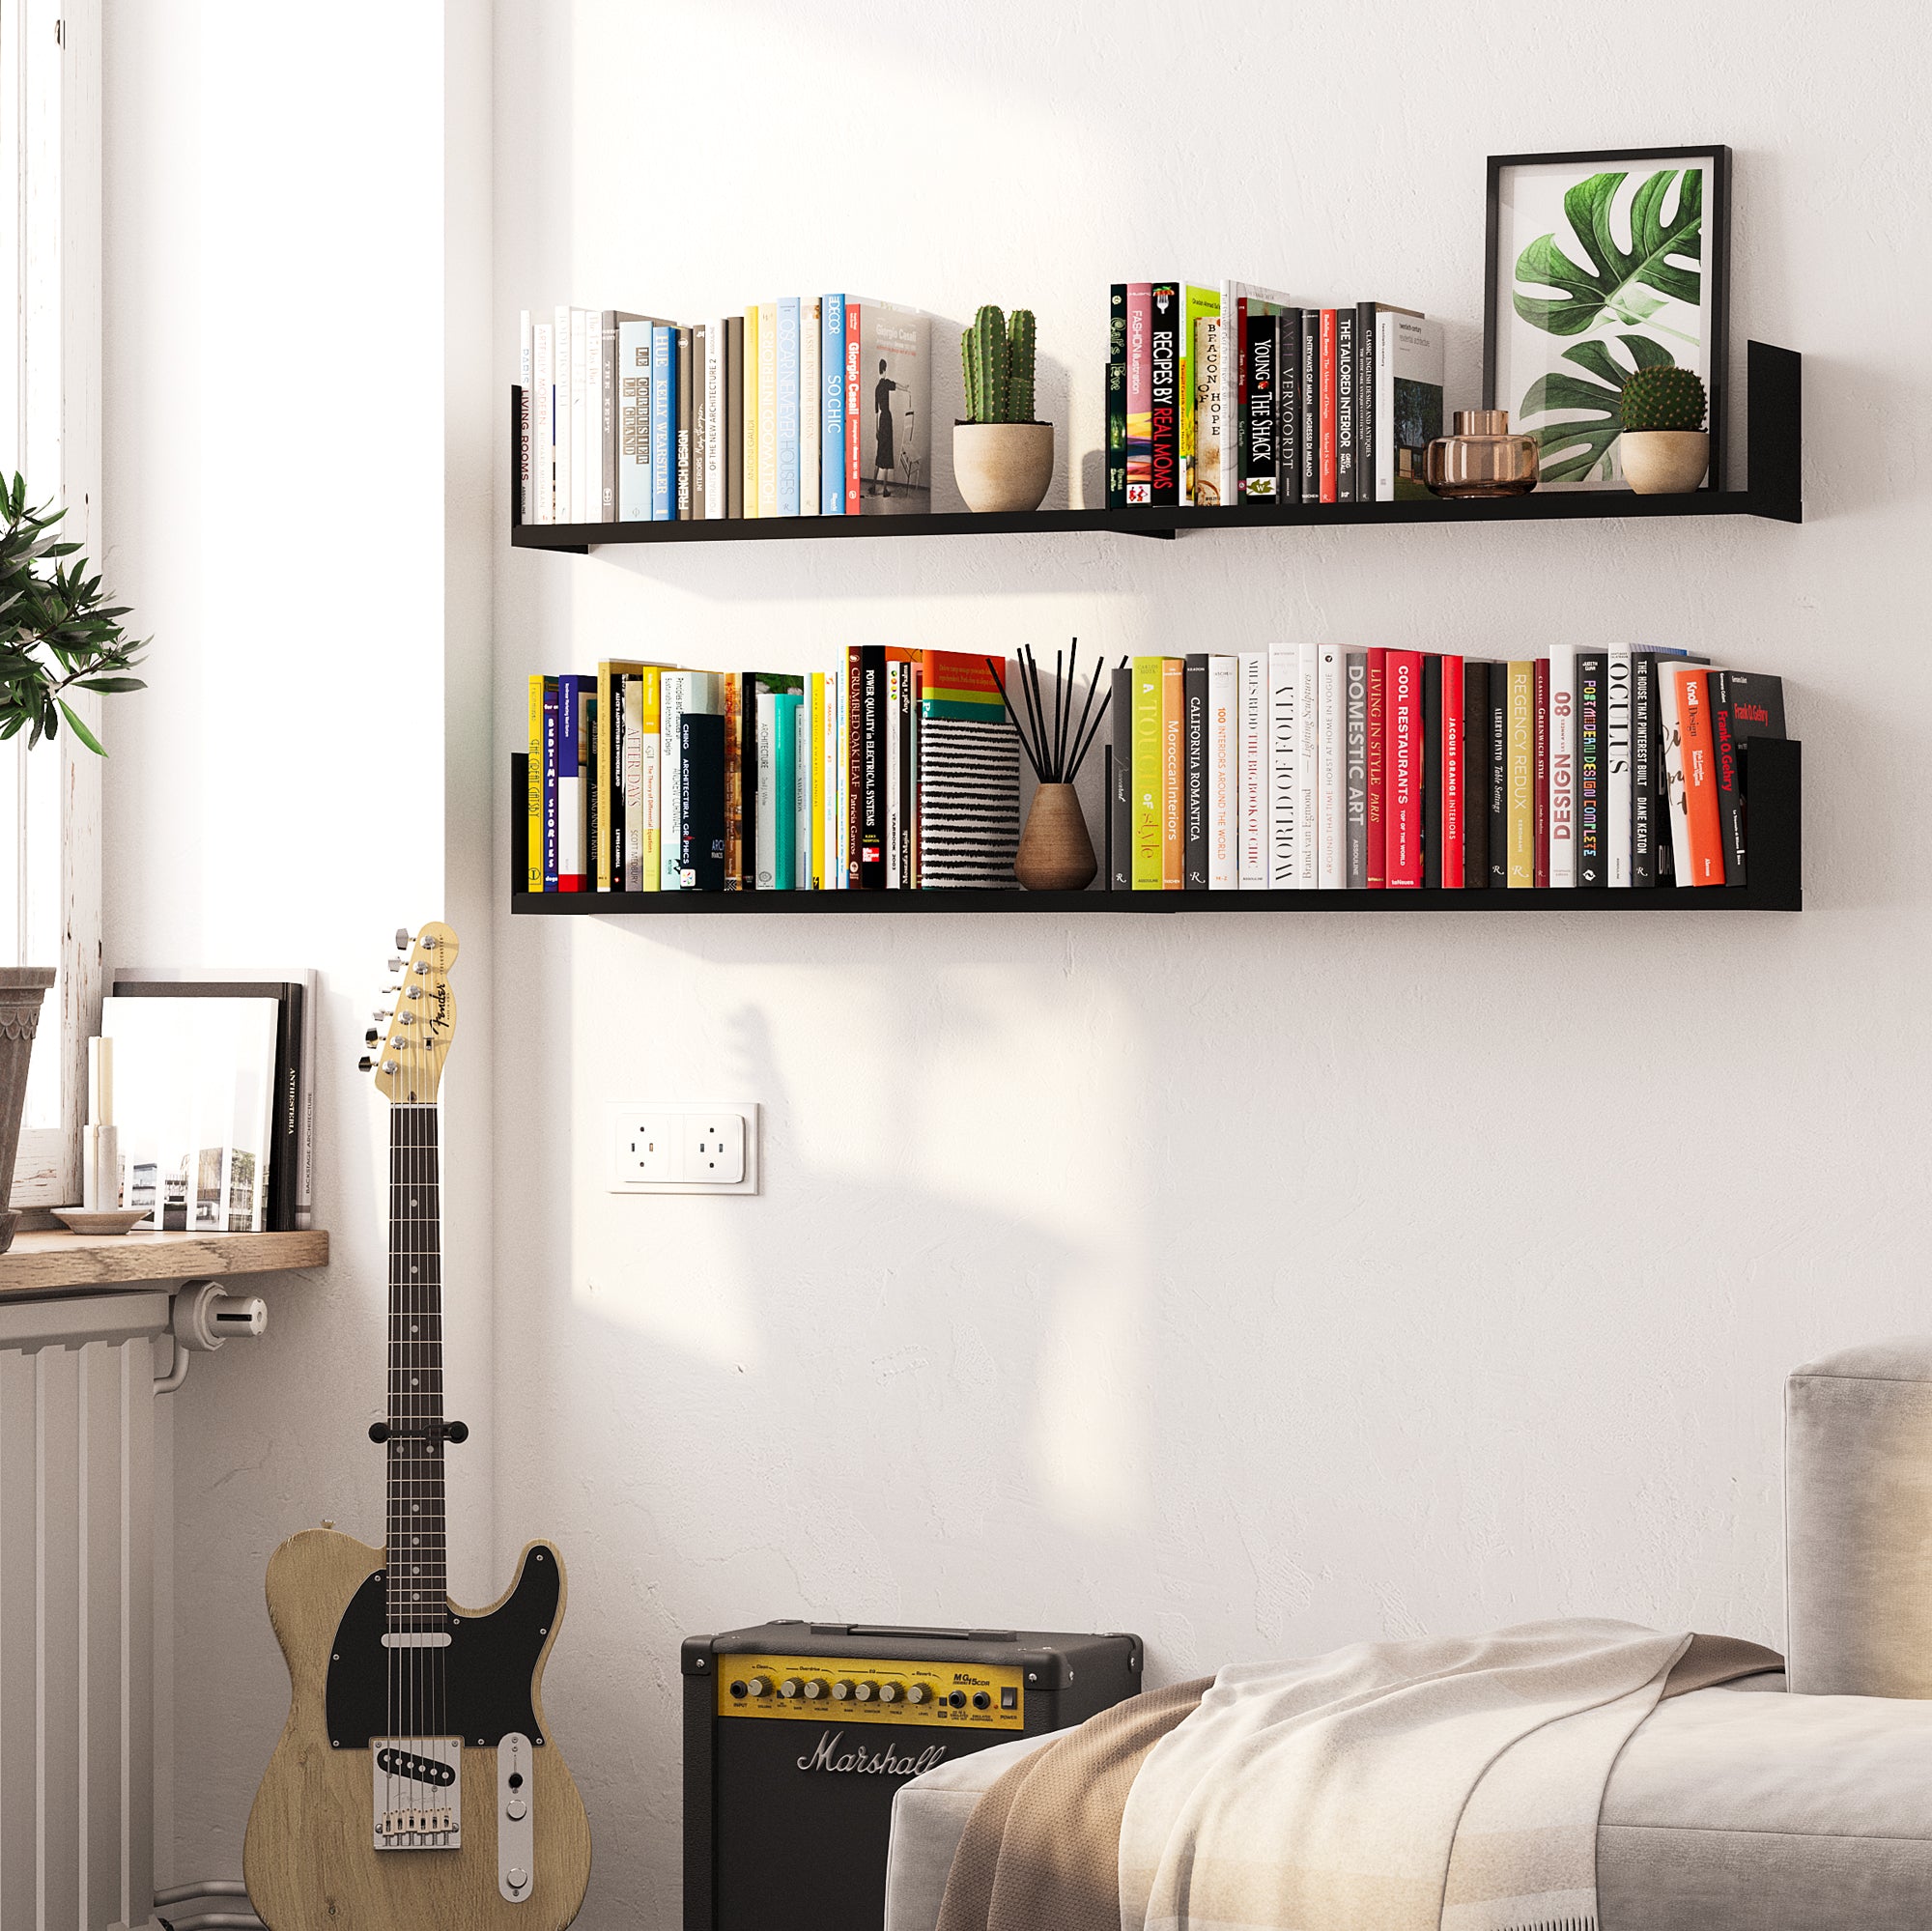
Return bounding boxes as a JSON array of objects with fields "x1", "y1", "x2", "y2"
[
  {"x1": 1161, "y1": 658, "x2": 1184, "y2": 888},
  {"x1": 1679, "y1": 668, "x2": 1726, "y2": 885}
]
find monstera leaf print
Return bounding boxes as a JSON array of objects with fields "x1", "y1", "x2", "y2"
[
  {"x1": 1521, "y1": 334, "x2": 1676, "y2": 484},
  {"x1": 1513, "y1": 169, "x2": 1702, "y2": 337}
]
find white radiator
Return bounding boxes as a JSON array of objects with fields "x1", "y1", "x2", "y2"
[{"x1": 0, "y1": 1292, "x2": 167, "y2": 1931}]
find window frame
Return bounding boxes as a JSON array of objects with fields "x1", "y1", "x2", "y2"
[{"x1": 2, "y1": 0, "x2": 102, "y2": 1208}]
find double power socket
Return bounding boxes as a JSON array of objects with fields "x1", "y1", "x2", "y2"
[{"x1": 607, "y1": 1102, "x2": 761, "y2": 1195}]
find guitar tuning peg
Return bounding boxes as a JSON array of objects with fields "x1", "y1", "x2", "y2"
[
  {"x1": 357, "y1": 1056, "x2": 374, "y2": 1073},
  {"x1": 365, "y1": 1027, "x2": 381, "y2": 1045},
  {"x1": 387, "y1": 956, "x2": 405, "y2": 973},
  {"x1": 395, "y1": 926, "x2": 412, "y2": 951}
]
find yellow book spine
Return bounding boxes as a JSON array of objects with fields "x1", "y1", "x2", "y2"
[
  {"x1": 742, "y1": 307, "x2": 759, "y2": 518},
  {"x1": 526, "y1": 674, "x2": 545, "y2": 892},
  {"x1": 594, "y1": 663, "x2": 614, "y2": 891},
  {"x1": 1131, "y1": 656, "x2": 1163, "y2": 888},
  {"x1": 1507, "y1": 659, "x2": 1535, "y2": 887},
  {"x1": 639, "y1": 667, "x2": 663, "y2": 891},
  {"x1": 1161, "y1": 658, "x2": 1184, "y2": 889},
  {"x1": 757, "y1": 300, "x2": 779, "y2": 516},
  {"x1": 809, "y1": 671, "x2": 826, "y2": 889}
]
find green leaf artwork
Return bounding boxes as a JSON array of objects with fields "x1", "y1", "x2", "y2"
[
  {"x1": 1513, "y1": 169, "x2": 1702, "y2": 338},
  {"x1": 1521, "y1": 334, "x2": 1676, "y2": 484}
]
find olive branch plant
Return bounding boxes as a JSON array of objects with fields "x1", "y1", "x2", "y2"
[{"x1": 0, "y1": 473, "x2": 146, "y2": 755}]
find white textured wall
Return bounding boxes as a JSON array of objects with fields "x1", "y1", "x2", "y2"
[
  {"x1": 494, "y1": 3, "x2": 1912, "y2": 1924},
  {"x1": 99, "y1": 0, "x2": 496, "y2": 1890}
]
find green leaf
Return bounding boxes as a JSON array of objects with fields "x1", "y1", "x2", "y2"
[
  {"x1": 1512, "y1": 168, "x2": 1703, "y2": 338},
  {"x1": 76, "y1": 675, "x2": 145, "y2": 694},
  {"x1": 56, "y1": 698, "x2": 105, "y2": 756},
  {"x1": 1519, "y1": 334, "x2": 1676, "y2": 484}
]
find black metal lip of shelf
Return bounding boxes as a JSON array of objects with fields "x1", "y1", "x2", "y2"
[
  {"x1": 512, "y1": 883, "x2": 1801, "y2": 914},
  {"x1": 508, "y1": 341, "x2": 1802, "y2": 550}
]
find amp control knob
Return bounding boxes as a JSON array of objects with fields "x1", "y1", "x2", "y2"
[
  {"x1": 779, "y1": 1678, "x2": 804, "y2": 1699},
  {"x1": 878, "y1": 1683, "x2": 900, "y2": 1704},
  {"x1": 905, "y1": 1685, "x2": 930, "y2": 1706},
  {"x1": 853, "y1": 1681, "x2": 876, "y2": 1703},
  {"x1": 746, "y1": 1676, "x2": 771, "y2": 1698},
  {"x1": 802, "y1": 1678, "x2": 829, "y2": 1700},
  {"x1": 832, "y1": 1680, "x2": 855, "y2": 1700}
]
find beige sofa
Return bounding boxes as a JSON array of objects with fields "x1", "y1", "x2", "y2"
[{"x1": 886, "y1": 1340, "x2": 1932, "y2": 1930}]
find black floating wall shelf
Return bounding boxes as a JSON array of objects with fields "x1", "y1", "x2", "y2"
[
  {"x1": 508, "y1": 342, "x2": 1801, "y2": 552},
  {"x1": 507, "y1": 740, "x2": 1802, "y2": 915}
]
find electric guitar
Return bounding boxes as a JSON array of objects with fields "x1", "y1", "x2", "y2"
[{"x1": 244, "y1": 923, "x2": 590, "y2": 1930}]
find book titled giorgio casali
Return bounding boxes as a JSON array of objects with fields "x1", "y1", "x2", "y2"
[{"x1": 850, "y1": 299, "x2": 930, "y2": 515}]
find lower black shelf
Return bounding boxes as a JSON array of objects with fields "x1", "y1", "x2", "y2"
[{"x1": 508, "y1": 741, "x2": 1803, "y2": 916}]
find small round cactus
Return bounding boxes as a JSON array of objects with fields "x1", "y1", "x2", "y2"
[{"x1": 1620, "y1": 363, "x2": 1707, "y2": 433}]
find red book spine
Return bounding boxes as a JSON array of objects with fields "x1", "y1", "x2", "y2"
[
  {"x1": 1365, "y1": 647, "x2": 1386, "y2": 886},
  {"x1": 1679, "y1": 669, "x2": 1727, "y2": 884},
  {"x1": 1319, "y1": 309, "x2": 1339, "y2": 503},
  {"x1": 1126, "y1": 283, "x2": 1153, "y2": 503},
  {"x1": 1533, "y1": 655, "x2": 1549, "y2": 889},
  {"x1": 1441, "y1": 654, "x2": 1463, "y2": 887},
  {"x1": 844, "y1": 301, "x2": 862, "y2": 514},
  {"x1": 1386, "y1": 649, "x2": 1423, "y2": 885}
]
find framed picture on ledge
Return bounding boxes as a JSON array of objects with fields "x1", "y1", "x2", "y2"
[{"x1": 1484, "y1": 145, "x2": 1731, "y2": 492}]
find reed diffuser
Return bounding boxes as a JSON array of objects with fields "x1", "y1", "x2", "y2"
[{"x1": 982, "y1": 640, "x2": 1122, "y2": 892}]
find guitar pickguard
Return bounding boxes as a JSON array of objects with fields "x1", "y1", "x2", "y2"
[{"x1": 325, "y1": 1546, "x2": 559, "y2": 1750}]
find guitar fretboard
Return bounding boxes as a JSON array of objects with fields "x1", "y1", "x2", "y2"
[{"x1": 386, "y1": 1102, "x2": 447, "y2": 1633}]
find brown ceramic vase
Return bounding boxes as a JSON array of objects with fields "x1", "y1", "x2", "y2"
[{"x1": 1014, "y1": 783, "x2": 1096, "y2": 892}]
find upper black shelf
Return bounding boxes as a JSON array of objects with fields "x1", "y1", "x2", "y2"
[{"x1": 510, "y1": 341, "x2": 1802, "y2": 552}]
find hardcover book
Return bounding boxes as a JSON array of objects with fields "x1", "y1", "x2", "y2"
[
  {"x1": 616, "y1": 318, "x2": 653, "y2": 523},
  {"x1": 1506, "y1": 660, "x2": 1535, "y2": 887},
  {"x1": 1421, "y1": 652, "x2": 1442, "y2": 887},
  {"x1": 853, "y1": 298, "x2": 931, "y2": 514},
  {"x1": 1294, "y1": 642, "x2": 1318, "y2": 887},
  {"x1": 1299, "y1": 312, "x2": 1320, "y2": 502},
  {"x1": 1606, "y1": 650, "x2": 1634, "y2": 886},
  {"x1": 1386, "y1": 649, "x2": 1423, "y2": 886},
  {"x1": 1220, "y1": 283, "x2": 1305, "y2": 504},
  {"x1": 799, "y1": 297, "x2": 820, "y2": 519},
  {"x1": 725, "y1": 314, "x2": 746, "y2": 518},
  {"x1": 1374, "y1": 308, "x2": 1443, "y2": 501},
  {"x1": 1238, "y1": 649, "x2": 1268, "y2": 886},
  {"x1": 1319, "y1": 308, "x2": 1339, "y2": 503},
  {"x1": 1161, "y1": 657, "x2": 1184, "y2": 888},
  {"x1": 1126, "y1": 283, "x2": 1152, "y2": 504},
  {"x1": 1318, "y1": 644, "x2": 1344, "y2": 887},
  {"x1": 1183, "y1": 655, "x2": 1209, "y2": 887},
  {"x1": 1534, "y1": 656, "x2": 1550, "y2": 888},
  {"x1": 1150, "y1": 282, "x2": 1181, "y2": 507},
  {"x1": 1267, "y1": 645, "x2": 1299, "y2": 887},
  {"x1": 918, "y1": 651, "x2": 1020, "y2": 887},
  {"x1": 1107, "y1": 284, "x2": 1128, "y2": 509},
  {"x1": 776, "y1": 295, "x2": 801, "y2": 516},
  {"x1": 1577, "y1": 651, "x2": 1606, "y2": 885},
  {"x1": 1462, "y1": 660, "x2": 1489, "y2": 888},
  {"x1": 1333, "y1": 307, "x2": 1358, "y2": 501},
  {"x1": 1351, "y1": 301, "x2": 1375, "y2": 504},
  {"x1": 1441, "y1": 654, "x2": 1464, "y2": 888},
  {"x1": 821, "y1": 294, "x2": 847, "y2": 513},
  {"x1": 1548, "y1": 644, "x2": 1577, "y2": 887},
  {"x1": 1111, "y1": 667, "x2": 1134, "y2": 887},
  {"x1": 599, "y1": 309, "x2": 646, "y2": 521},
  {"x1": 1208, "y1": 655, "x2": 1237, "y2": 888},
  {"x1": 1345, "y1": 651, "x2": 1368, "y2": 888},
  {"x1": 1722, "y1": 670, "x2": 1787, "y2": 887},
  {"x1": 1193, "y1": 317, "x2": 1226, "y2": 507},
  {"x1": 1179, "y1": 285, "x2": 1219, "y2": 504},
  {"x1": 557, "y1": 672, "x2": 588, "y2": 891},
  {"x1": 756, "y1": 299, "x2": 779, "y2": 517},
  {"x1": 1243, "y1": 316, "x2": 1278, "y2": 498},
  {"x1": 1366, "y1": 647, "x2": 1386, "y2": 888},
  {"x1": 678, "y1": 712, "x2": 726, "y2": 891}
]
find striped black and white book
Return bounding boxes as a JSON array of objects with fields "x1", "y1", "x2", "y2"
[{"x1": 916, "y1": 720, "x2": 1020, "y2": 887}]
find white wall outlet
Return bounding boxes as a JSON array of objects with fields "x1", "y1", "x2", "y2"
[{"x1": 607, "y1": 1102, "x2": 760, "y2": 1196}]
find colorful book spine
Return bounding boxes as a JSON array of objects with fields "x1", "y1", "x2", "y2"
[
  {"x1": 1533, "y1": 656, "x2": 1550, "y2": 889},
  {"x1": 1420, "y1": 653, "x2": 1441, "y2": 888},
  {"x1": 1107, "y1": 284, "x2": 1127, "y2": 508},
  {"x1": 1345, "y1": 651, "x2": 1368, "y2": 888},
  {"x1": 1333, "y1": 306, "x2": 1357, "y2": 502},
  {"x1": 776, "y1": 296, "x2": 801, "y2": 516},
  {"x1": 1463, "y1": 659, "x2": 1489, "y2": 889},
  {"x1": 844, "y1": 299, "x2": 863, "y2": 515},
  {"x1": 1319, "y1": 308, "x2": 1339, "y2": 503},
  {"x1": 1182, "y1": 655, "x2": 1209, "y2": 889},
  {"x1": 742, "y1": 305, "x2": 760, "y2": 518},
  {"x1": 1489, "y1": 668, "x2": 1509, "y2": 887},
  {"x1": 1606, "y1": 650, "x2": 1634, "y2": 887},
  {"x1": 651, "y1": 326, "x2": 675, "y2": 523},
  {"x1": 705, "y1": 318, "x2": 727, "y2": 520},
  {"x1": 1131, "y1": 656, "x2": 1162, "y2": 887},
  {"x1": 660, "y1": 672, "x2": 692, "y2": 889},
  {"x1": 884, "y1": 664, "x2": 902, "y2": 889},
  {"x1": 775, "y1": 690, "x2": 800, "y2": 887},
  {"x1": 1109, "y1": 739, "x2": 1131, "y2": 890},
  {"x1": 526, "y1": 674, "x2": 549, "y2": 890},
  {"x1": 556, "y1": 672, "x2": 588, "y2": 891},
  {"x1": 1351, "y1": 300, "x2": 1375, "y2": 504},
  {"x1": 1366, "y1": 648, "x2": 1386, "y2": 888},
  {"x1": 1179, "y1": 284, "x2": 1219, "y2": 504},
  {"x1": 798, "y1": 297, "x2": 819, "y2": 519},
  {"x1": 636, "y1": 670, "x2": 662, "y2": 890},
  {"x1": 685, "y1": 325, "x2": 702, "y2": 521},
  {"x1": 1237, "y1": 649, "x2": 1268, "y2": 886},
  {"x1": 1548, "y1": 644, "x2": 1577, "y2": 887},
  {"x1": 1442, "y1": 654, "x2": 1464, "y2": 888},
  {"x1": 1243, "y1": 315, "x2": 1277, "y2": 499},
  {"x1": 809, "y1": 672, "x2": 827, "y2": 887},
  {"x1": 678, "y1": 712, "x2": 726, "y2": 891},
  {"x1": 797, "y1": 685, "x2": 815, "y2": 884},
  {"x1": 725, "y1": 315, "x2": 745, "y2": 518},
  {"x1": 615, "y1": 318, "x2": 651, "y2": 522},
  {"x1": 756, "y1": 301, "x2": 778, "y2": 517},
  {"x1": 1663, "y1": 664, "x2": 1726, "y2": 885},
  {"x1": 1318, "y1": 644, "x2": 1343, "y2": 888},
  {"x1": 1577, "y1": 651, "x2": 1606, "y2": 886},
  {"x1": 1161, "y1": 656, "x2": 1184, "y2": 888},
  {"x1": 821, "y1": 295, "x2": 846, "y2": 513},
  {"x1": 1208, "y1": 655, "x2": 1237, "y2": 888},
  {"x1": 1125, "y1": 284, "x2": 1153, "y2": 504},
  {"x1": 1386, "y1": 650, "x2": 1422, "y2": 887},
  {"x1": 1150, "y1": 282, "x2": 1180, "y2": 508},
  {"x1": 1506, "y1": 660, "x2": 1535, "y2": 887}
]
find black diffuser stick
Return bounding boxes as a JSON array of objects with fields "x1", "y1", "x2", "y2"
[
  {"x1": 1022, "y1": 645, "x2": 1050, "y2": 779},
  {"x1": 983, "y1": 655, "x2": 1044, "y2": 781},
  {"x1": 1065, "y1": 649, "x2": 1103, "y2": 781},
  {"x1": 1065, "y1": 655, "x2": 1126, "y2": 784}
]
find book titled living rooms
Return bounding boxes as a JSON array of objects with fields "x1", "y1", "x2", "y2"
[{"x1": 523, "y1": 650, "x2": 1785, "y2": 895}]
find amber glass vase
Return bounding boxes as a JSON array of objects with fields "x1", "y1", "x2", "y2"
[{"x1": 1424, "y1": 410, "x2": 1539, "y2": 498}]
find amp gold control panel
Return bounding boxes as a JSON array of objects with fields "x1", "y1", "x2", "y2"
[{"x1": 714, "y1": 1652, "x2": 1025, "y2": 1730}]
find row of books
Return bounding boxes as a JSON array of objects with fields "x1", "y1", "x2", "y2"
[
  {"x1": 524, "y1": 652, "x2": 1019, "y2": 893},
  {"x1": 1107, "y1": 284, "x2": 1446, "y2": 508},
  {"x1": 517, "y1": 299, "x2": 933, "y2": 526},
  {"x1": 1100, "y1": 650, "x2": 1789, "y2": 892}
]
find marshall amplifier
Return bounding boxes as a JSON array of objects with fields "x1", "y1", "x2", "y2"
[{"x1": 682, "y1": 1619, "x2": 1142, "y2": 1931}]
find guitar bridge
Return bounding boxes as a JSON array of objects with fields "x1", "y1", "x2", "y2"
[{"x1": 371, "y1": 1737, "x2": 462, "y2": 1849}]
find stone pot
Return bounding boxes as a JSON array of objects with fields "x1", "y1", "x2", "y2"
[
  {"x1": 1014, "y1": 782, "x2": 1096, "y2": 892},
  {"x1": 952, "y1": 421, "x2": 1054, "y2": 514},
  {"x1": 1622, "y1": 429, "x2": 1709, "y2": 495},
  {"x1": 0, "y1": 969, "x2": 54, "y2": 1253}
]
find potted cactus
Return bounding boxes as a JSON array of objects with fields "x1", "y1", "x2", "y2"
[
  {"x1": 1618, "y1": 363, "x2": 1710, "y2": 495},
  {"x1": 954, "y1": 305, "x2": 1053, "y2": 512}
]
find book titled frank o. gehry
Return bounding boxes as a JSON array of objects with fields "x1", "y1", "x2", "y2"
[
  {"x1": 916, "y1": 650, "x2": 1019, "y2": 885},
  {"x1": 851, "y1": 299, "x2": 930, "y2": 515}
]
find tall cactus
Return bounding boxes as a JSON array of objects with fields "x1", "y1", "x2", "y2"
[{"x1": 1006, "y1": 310, "x2": 1037, "y2": 423}]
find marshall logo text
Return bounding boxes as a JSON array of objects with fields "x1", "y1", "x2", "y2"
[{"x1": 797, "y1": 1730, "x2": 949, "y2": 1778}]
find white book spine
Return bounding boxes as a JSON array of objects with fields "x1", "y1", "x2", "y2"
[
  {"x1": 1548, "y1": 643, "x2": 1578, "y2": 886},
  {"x1": 553, "y1": 304, "x2": 573, "y2": 523},
  {"x1": 660, "y1": 673, "x2": 689, "y2": 890},
  {"x1": 797, "y1": 696, "x2": 814, "y2": 885},
  {"x1": 838, "y1": 671, "x2": 851, "y2": 886},
  {"x1": 532, "y1": 322, "x2": 554, "y2": 524},
  {"x1": 1295, "y1": 642, "x2": 1319, "y2": 886},
  {"x1": 1208, "y1": 655, "x2": 1237, "y2": 888},
  {"x1": 885, "y1": 664, "x2": 902, "y2": 888},
  {"x1": 1375, "y1": 311, "x2": 1394, "y2": 501},
  {"x1": 1606, "y1": 648, "x2": 1634, "y2": 887},
  {"x1": 799, "y1": 298, "x2": 821, "y2": 518},
  {"x1": 639, "y1": 729, "x2": 660, "y2": 891},
  {"x1": 622, "y1": 678, "x2": 643, "y2": 890},
  {"x1": 1268, "y1": 645, "x2": 1298, "y2": 888},
  {"x1": 823, "y1": 669, "x2": 840, "y2": 887},
  {"x1": 519, "y1": 311, "x2": 533, "y2": 522},
  {"x1": 570, "y1": 307, "x2": 590, "y2": 525},
  {"x1": 1238, "y1": 649, "x2": 1269, "y2": 886},
  {"x1": 704, "y1": 319, "x2": 726, "y2": 518},
  {"x1": 1317, "y1": 643, "x2": 1344, "y2": 887}
]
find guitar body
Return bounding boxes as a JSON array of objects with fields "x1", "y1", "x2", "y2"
[{"x1": 243, "y1": 1528, "x2": 591, "y2": 1931}]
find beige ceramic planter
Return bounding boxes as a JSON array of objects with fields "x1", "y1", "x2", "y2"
[
  {"x1": 1621, "y1": 429, "x2": 1709, "y2": 495},
  {"x1": 953, "y1": 421, "x2": 1054, "y2": 513},
  {"x1": 1014, "y1": 782, "x2": 1095, "y2": 891}
]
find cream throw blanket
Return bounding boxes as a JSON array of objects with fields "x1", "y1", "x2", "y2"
[{"x1": 1119, "y1": 1619, "x2": 1692, "y2": 1931}]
